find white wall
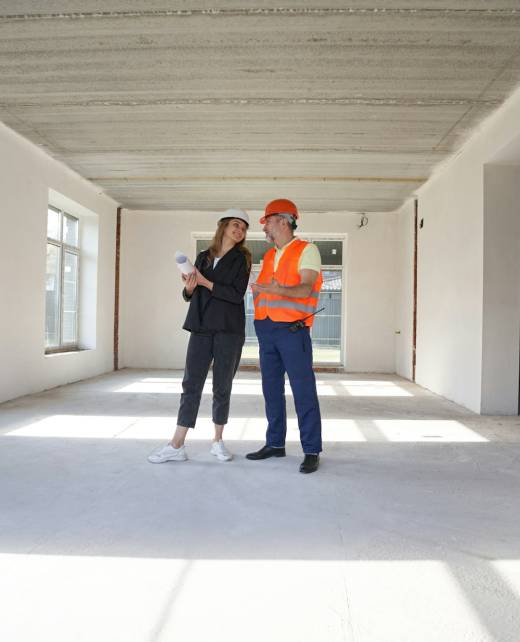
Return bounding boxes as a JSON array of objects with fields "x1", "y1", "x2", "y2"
[
  {"x1": 342, "y1": 212, "x2": 396, "y2": 372},
  {"x1": 395, "y1": 85, "x2": 520, "y2": 413},
  {"x1": 481, "y1": 164, "x2": 520, "y2": 414},
  {"x1": 120, "y1": 210, "x2": 397, "y2": 372},
  {"x1": 415, "y1": 155, "x2": 485, "y2": 412},
  {"x1": 0, "y1": 123, "x2": 118, "y2": 404},
  {"x1": 394, "y1": 199, "x2": 415, "y2": 380}
]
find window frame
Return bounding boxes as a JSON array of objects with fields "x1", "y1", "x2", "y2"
[{"x1": 45, "y1": 206, "x2": 81, "y2": 354}]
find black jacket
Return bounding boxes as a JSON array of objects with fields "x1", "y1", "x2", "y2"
[{"x1": 182, "y1": 247, "x2": 250, "y2": 335}]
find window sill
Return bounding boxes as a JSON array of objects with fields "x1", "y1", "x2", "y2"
[{"x1": 44, "y1": 348, "x2": 93, "y2": 358}]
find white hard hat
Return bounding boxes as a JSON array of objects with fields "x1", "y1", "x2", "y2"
[{"x1": 218, "y1": 208, "x2": 249, "y2": 227}]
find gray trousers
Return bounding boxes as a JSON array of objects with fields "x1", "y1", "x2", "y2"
[{"x1": 177, "y1": 331, "x2": 244, "y2": 428}]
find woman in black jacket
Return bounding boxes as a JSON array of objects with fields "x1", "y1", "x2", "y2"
[{"x1": 148, "y1": 209, "x2": 251, "y2": 464}]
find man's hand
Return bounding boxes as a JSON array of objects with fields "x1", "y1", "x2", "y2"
[
  {"x1": 251, "y1": 278, "x2": 282, "y2": 296},
  {"x1": 252, "y1": 270, "x2": 318, "y2": 299},
  {"x1": 182, "y1": 271, "x2": 197, "y2": 295}
]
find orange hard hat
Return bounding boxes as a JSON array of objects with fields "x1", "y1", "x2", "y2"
[{"x1": 260, "y1": 198, "x2": 299, "y2": 224}]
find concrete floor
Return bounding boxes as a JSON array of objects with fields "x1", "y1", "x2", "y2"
[{"x1": 1, "y1": 369, "x2": 519, "y2": 642}]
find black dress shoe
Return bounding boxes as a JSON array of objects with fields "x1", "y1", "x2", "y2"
[
  {"x1": 299, "y1": 454, "x2": 320, "y2": 474},
  {"x1": 246, "y1": 445, "x2": 286, "y2": 460}
]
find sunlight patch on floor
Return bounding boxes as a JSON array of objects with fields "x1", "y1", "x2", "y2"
[
  {"x1": 115, "y1": 377, "x2": 412, "y2": 398},
  {"x1": 5, "y1": 416, "x2": 366, "y2": 442},
  {"x1": 0, "y1": 555, "x2": 492, "y2": 642},
  {"x1": 491, "y1": 560, "x2": 520, "y2": 598},
  {"x1": 6, "y1": 416, "x2": 487, "y2": 443},
  {"x1": 339, "y1": 380, "x2": 413, "y2": 397},
  {"x1": 5, "y1": 415, "x2": 138, "y2": 438},
  {"x1": 373, "y1": 420, "x2": 488, "y2": 442}
]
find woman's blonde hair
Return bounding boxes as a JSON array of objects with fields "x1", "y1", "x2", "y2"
[{"x1": 207, "y1": 219, "x2": 251, "y2": 270}]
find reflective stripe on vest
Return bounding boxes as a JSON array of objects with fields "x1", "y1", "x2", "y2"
[{"x1": 253, "y1": 239, "x2": 323, "y2": 327}]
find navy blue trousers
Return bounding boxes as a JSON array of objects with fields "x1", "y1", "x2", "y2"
[{"x1": 255, "y1": 318, "x2": 322, "y2": 454}]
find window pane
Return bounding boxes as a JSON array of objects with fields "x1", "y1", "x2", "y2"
[
  {"x1": 246, "y1": 240, "x2": 273, "y2": 264},
  {"x1": 196, "y1": 239, "x2": 209, "y2": 254},
  {"x1": 311, "y1": 269, "x2": 342, "y2": 363},
  {"x1": 47, "y1": 208, "x2": 61, "y2": 240},
  {"x1": 62, "y1": 251, "x2": 79, "y2": 344},
  {"x1": 313, "y1": 240, "x2": 342, "y2": 265},
  {"x1": 45, "y1": 244, "x2": 60, "y2": 348},
  {"x1": 63, "y1": 215, "x2": 79, "y2": 247}
]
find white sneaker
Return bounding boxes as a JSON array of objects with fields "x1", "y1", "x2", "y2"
[
  {"x1": 147, "y1": 444, "x2": 188, "y2": 464},
  {"x1": 210, "y1": 440, "x2": 233, "y2": 462}
]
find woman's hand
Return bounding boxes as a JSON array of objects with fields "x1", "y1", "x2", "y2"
[
  {"x1": 182, "y1": 271, "x2": 197, "y2": 295},
  {"x1": 194, "y1": 268, "x2": 213, "y2": 292}
]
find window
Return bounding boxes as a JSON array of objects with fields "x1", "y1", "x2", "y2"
[{"x1": 46, "y1": 206, "x2": 80, "y2": 352}]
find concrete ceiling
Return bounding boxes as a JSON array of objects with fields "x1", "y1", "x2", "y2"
[{"x1": 1, "y1": 1, "x2": 520, "y2": 212}]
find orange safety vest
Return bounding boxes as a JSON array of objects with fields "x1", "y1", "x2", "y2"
[{"x1": 254, "y1": 239, "x2": 323, "y2": 327}]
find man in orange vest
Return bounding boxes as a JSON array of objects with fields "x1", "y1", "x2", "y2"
[{"x1": 246, "y1": 199, "x2": 323, "y2": 473}]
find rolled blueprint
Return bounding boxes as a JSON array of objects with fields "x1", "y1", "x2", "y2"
[{"x1": 175, "y1": 250, "x2": 195, "y2": 275}]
